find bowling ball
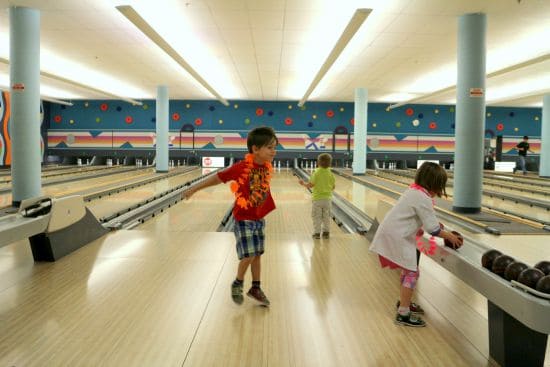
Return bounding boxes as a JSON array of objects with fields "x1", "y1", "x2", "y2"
[
  {"x1": 492, "y1": 255, "x2": 515, "y2": 278},
  {"x1": 482, "y1": 249, "x2": 502, "y2": 270},
  {"x1": 517, "y1": 268, "x2": 545, "y2": 289},
  {"x1": 536, "y1": 275, "x2": 550, "y2": 294},
  {"x1": 444, "y1": 230, "x2": 463, "y2": 249},
  {"x1": 504, "y1": 261, "x2": 529, "y2": 282},
  {"x1": 534, "y1": 261, "x2": 550, "y2": 276}
]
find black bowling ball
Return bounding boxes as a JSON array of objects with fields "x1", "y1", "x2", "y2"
[
  {"x1": 504, "y1": 261, "x2": 529, "y2": 282},
  {"x1": 517, "y1": 268, "x2": 545, "y2": 289},
  {"x1": 492, "y1": 255, "x2": 515, "y2": 278},
  {"x1": 534, "y1": 261, "x2": 550, "y2": 276},
  {"x1": 536, "y1": 275, "x2": 550, "y2": 294},
  {"x1": 482, "y1": 249, "x2": 502, "y2": 270}
]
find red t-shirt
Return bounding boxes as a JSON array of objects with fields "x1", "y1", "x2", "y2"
[{"x1": 217, "y1": 160, "x2": 276, "y2": 221}]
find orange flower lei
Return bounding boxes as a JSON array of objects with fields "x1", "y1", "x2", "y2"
[{"x1": 229, "y1": 153, "x2": 273, "y2": 209}]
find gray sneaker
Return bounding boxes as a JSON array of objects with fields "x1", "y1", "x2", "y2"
[
  {"x1": 247, "y1": 287, "x2": 270, "y2": 306},
  {"x1": 231, "y1": 282, "x2": 243, "y2": 305},
  {"x1": 395, "y1": 312, "x2": 426, "y2": 327}
]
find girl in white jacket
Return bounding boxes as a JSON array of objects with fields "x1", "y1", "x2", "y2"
[{"x1": 370, "y1": 162, "x2": 462, "y2": 327}]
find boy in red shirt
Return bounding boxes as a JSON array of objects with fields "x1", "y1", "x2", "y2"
[{"x1": 183, "y1": 127, "x2": 278, "y2": 306}]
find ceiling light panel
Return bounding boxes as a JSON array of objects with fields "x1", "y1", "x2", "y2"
[{"x1": 116, "y1": 3, "x2": 236, "y2": 102}]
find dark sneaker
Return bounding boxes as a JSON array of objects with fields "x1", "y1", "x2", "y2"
[
  {"x1": 396, "y1": 300, "x2": 425, "y2": 315},
  {"x1": 247, "y1": 287, "x2": 270, "y2": 306},
  {"x1": 395, "y1": 312, "x2": 426, "y2": 327},
  {"x1": 231, "y1": 282, "x2": 243, "y2": 305},
  {"x1": 322, "y1": 232, "x2": 330, "y2": 239},
  {"x1": 312, "y1": 233, "x2": 321, "y2": 239}
]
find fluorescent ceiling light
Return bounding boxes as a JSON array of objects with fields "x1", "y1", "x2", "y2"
[
  {"x1": 298, "y1": 8, "x2": 371, "y2": 107},
  {"x1": 40, "y1": 70, "x2": 142, "y2": 106},
  {"x1": 388, "y1": 53, "x2": 550, "y2": 110},
  {"x1": 0, "y1": 57, "x2": 142, "y2": 105},
  {"x1": 40, "y1": 97, "x2": 73, "y2": 106},
  {"x1": 116, "y1": 5, "x2": 229, "y2": 106}
]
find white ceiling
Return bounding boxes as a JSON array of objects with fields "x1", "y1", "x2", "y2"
[{"x1": 0, "y1": 0, "x2": 549, "y2": 107}]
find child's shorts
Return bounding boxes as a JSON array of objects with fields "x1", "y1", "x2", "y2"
[{"x1": 233, "y1": 219, "x2": 265, "y2": 260}]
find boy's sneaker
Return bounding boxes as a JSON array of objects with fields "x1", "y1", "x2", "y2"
[
  {"x1": 396, "y1": 300, "x2": 425, "y2": 315},
  {"x1": 322, "y1": 232, "x2": 330, "y2": 239},
  {"x1": 247, "y1": 287, "x2": 270, "y2": 306},
  {"x1": 395, "y1": 312, "x2": 426, "y2": 327},
  {"x1": 312, "y1": 233, "x2": 321, "y2": 239},
  {"x1": 231, "y1": 282, "x2": 243, "y2": 305}
]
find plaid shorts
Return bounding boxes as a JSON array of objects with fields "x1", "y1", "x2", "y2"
[{"x1": 233, "y1": 219, "x2": 265, "y2": 260}]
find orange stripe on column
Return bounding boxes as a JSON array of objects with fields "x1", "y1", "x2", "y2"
[{"x1": 2, "y1": 92, "x2": 11, "y2": 165}]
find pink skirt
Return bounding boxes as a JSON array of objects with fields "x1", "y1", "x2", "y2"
[{"x1": 378, "y1": 255, "x2": 401, "y2": 269}]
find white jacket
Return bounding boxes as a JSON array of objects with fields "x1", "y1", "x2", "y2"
[{"x1": 369, "y1": 188, "x2": 440, "y2": 271}]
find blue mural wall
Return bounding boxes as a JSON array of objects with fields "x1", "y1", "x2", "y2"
[{"x1": 46, "y1": 99, "x2": 542, "y2": 156}]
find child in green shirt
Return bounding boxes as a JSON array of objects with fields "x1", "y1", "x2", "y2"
[{"x1": 299, "y1": 153, "x2": 336, "y2": 239}]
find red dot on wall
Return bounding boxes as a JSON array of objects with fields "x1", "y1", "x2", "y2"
[
  {"x1": 326, "y1": 110, "x2": 334, "y2": 118},
  {"x1": 100, "y1": 103, "x2": 108, "y2": 111},
  {"x1": 350, "y1": 118, "x2": 355, "y2": 125},
  {"x1": 284, "y1": 117, "x2": 293, "y2": 126},
  {"x1": 429, "y1": 121, "x2": 437, "y2": 129},
  {"x1": 172, "y1": 113, "x2": 180, "y2": 121},
  {"x1": 54, "y1": 115, "x2": 62, "y2": 123},
  {"x1": 256, "y1": 108, "x2": 264, "y2": 116},
  {"x1": 496, "y1": 123, "x2": 504, "y2": 131},
  {"x1": 406, "y1": 108, "x2": 414, "y2": 116},
  {"x1": 125, "y1": 116, "x2": 133, "y2": 124},
  {"x1": 195, "y1": 118, "x2": 203, "y2": 126}
]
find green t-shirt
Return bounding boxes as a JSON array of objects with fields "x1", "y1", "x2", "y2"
[{"x1": 310, "y1": 167, "x2": 335, "y2": 201}]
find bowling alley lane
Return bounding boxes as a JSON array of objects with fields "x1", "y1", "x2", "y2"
[
  {"x1": 0, "y1": 166, "x2": 157, "y2": 208},
  {"x1": 136, "y1": 173, "x2": 234, "y2": 232},
  {"x1": 85, "y1": 168, "x2": 203, "y2": 220},
  {"x1": 370, "y1": 169, "x2": 550, "y2": 225}
]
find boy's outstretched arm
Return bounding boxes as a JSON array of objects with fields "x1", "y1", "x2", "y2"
[{"x1": 183, "y1": 174, "x2": 223, "y2": 199}]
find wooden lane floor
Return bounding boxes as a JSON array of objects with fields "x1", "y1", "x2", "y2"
[
  {"x1": 1, "y1": 232, "x2": 494, "y2": 366},
  {"x1": 0, "y1": 169, "x2": 504, "y2": 367}
]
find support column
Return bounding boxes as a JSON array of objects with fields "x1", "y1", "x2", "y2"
[
  {"x1": 539, "y1": 95, "x2": 550, "y2": 178},
  {"x1": 10, "y1": 7, "x2": 41, "y2": 206},
  {"x1": 352, "y1": 88, "x2": 367, "y2": 175},
  {"x1": 155, "y1": 85, "x2": 169, "y2": 173},
  {"x1": 452, "y1": 13, "x2": 486, "y2": 213}
]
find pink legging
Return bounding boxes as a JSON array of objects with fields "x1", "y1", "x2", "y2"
[{"x1": 400, "y1": 269, "x2": 419, "y2": 289}]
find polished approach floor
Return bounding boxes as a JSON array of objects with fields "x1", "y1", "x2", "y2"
[{"x1": 0, "y1": 169, "x2": 549, "y2": 366}]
